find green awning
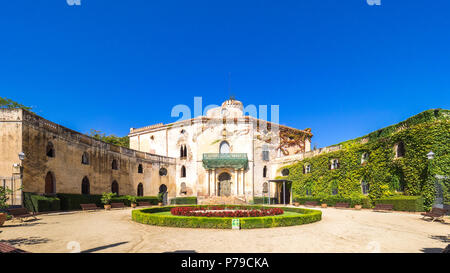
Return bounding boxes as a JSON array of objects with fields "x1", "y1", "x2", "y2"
[{"x1": 202, "y1": 153, "x2": 248, "y2": 170}]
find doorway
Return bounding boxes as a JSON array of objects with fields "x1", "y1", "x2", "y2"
[{"x1": 218, "y1": 172, "x2": 231, "y2": 197}]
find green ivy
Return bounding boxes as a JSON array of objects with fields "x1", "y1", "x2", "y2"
[{"x1": 281, "y1": 109, "x2": 450, "y2": 211}]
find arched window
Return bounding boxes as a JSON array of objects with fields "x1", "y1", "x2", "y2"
[
  {"x1": 112, "y1": 159, "x2": 118, "y2": 170},
  {"x1": 181, "y1": 165, "x2": 186, "y2": 178},
  {"x1": 138, "y1": 164, "x2": 143, "y2": 174},
  {"x1": 262, "y1": 182, "x2": 269, "y2": 193},
  {"x1": 111, "y1": 180, "x2": 119, "y2": 195},
  {"x1": 306, "y1": 188, "x2": 312, "y2": 196},
  {"x1": 81, "y1": 152, "x2": 89, "y2": 165},
  {"x1": 180, "y1": 182, "x2": 187, "y2": 195},
  {"x1": 45, "y1": 171, "x2": 55, "y2": 194},
  {"x1": 81, "y1": 176, "x2": 90, "y2": 195},
  {"x1": 137, "y1": 183, "x2": 144, "y2": 197},
  {"x1": 159, "y1": 184, "x2": 167, "y2": 193},
  {"x1": 180, "y1": 129, "x2": 186, "y2": 134},
  {"x1": 159, "y1": 167, "x2": 167, "y2": 176},
  {"x1": 219, "y1": 141, "x2": 230, "y2": 154},
  {"x1": 263, "y1": 166, "x2": 267, "y2": 178},
  {"x1": 46, "y1": 142, "x2": 55, "y2": 157},
  {"x1": 180, "y1": 145, "x2": 187, "y2": 158},
  {"x1": 330, "y1": 159, "x2": 340, "y2": 170},
  {"x1": 396, "y1": 142, "x2": 405, "y2": 158},
  {"x1": 304, "y1": 163, "x2": 311, "y2": 174},
  {"x1": 331, "y1": 186, "x2": 338, "y2": 195},
  {"x1": 281, "y1": 168, "x2": 289, "y2": 176},
  {"x1": 361, "y1": 180, "x2": 369, "y2": 195},
  {"x1": 361, "y1": 152, "x2": 369, "y2": 164}
]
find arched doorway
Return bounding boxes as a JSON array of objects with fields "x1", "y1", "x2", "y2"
[
  {"x1": 159, "y1": 184, "x2": 168, "y2": 205},
  {"x1": 137, "y1": 183, "x2": 144, "y2": 197},
  {"x1": 111, "y1": 180, "x2": 119, "y2": 195},
  {"x1": 218, "y1": 172, "x2": 231, "y2": 197},
  {"x1": 45, "y1": 172, "x2": 55, "y2": 194},
  {"x1": 81, "y1": 176, "x2": 90, "y2": 195}
]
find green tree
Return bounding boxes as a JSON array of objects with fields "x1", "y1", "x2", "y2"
[
  {"x1": 89, "y1": 129, "x2": 129, "y2": 148},
  {"x1": 0, "y1": 97, "x2": 32, "y2": 110}
]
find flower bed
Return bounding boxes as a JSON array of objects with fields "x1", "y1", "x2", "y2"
[
  {"x1": 170, "y1": 206, "x2": 283, "y2": 217},
  {"x1": 132, "y1": 205, "x2": 322, "y2": 229}
]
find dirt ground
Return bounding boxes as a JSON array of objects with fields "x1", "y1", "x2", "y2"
[{"x1": 0, "y1": 206, "x2": 448, "y2": 253}]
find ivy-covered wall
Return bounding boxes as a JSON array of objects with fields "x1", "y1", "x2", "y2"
[{"x1": 280, "y1": 109, "x2": 449, "y2": 210}]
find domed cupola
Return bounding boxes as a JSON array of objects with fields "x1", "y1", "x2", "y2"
[{"x1": 221, "y1": 97, "x2": 243, "y2": 111}]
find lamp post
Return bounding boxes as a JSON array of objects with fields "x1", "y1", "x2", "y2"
[{"x1": 17, "y1": 152, "x2": 25, "y2": 206}]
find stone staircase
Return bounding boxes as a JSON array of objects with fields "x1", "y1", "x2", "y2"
[{"x1": 197, "y1": 196, "x2": 248, "y2": 205}]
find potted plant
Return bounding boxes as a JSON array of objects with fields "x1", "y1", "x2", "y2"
[
  {"x1": 0, "y1": 186, "x2": 13, "y2": 226},
  {"x1": 157, "y1": 192, "x2": 164, "y2": 206},
  {"x1": 351, "y1": 193, "x2": 363, "y2": 210},
  {"x1": 318, "y1": 193, "x2": 328, "y2": 208},
  {"x1": 101, "y1": 192, "x2": 116, "y2": 210},
  {"x1": 127, "y1": 195, "x2": 137, "y2": 208}
]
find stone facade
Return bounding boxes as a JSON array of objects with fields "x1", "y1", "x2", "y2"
[
  {"x1": 0, "y1": 109, "x2": 176, "y2": 205},
  {"x1": 129, "y1": 99, "x2": 312, "y2": 202}
]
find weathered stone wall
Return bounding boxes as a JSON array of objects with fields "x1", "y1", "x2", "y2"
[{"x1": 0, "y1": 109, "x2": 177, "y2": 201}]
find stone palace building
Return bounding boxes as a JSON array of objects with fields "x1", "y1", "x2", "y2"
[{"x1": 0, "y1": 98, "x2": 312, "y2": 205}]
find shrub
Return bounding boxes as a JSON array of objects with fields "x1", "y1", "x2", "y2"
[
  {"x1": 23, "y1": 192, "x2": 60, "y2": 212},
  {"x1": 101, "y1": 192, "x2": 117, "y2": 205},
  {"x1": 132, "y1": 205, "x2": 322, "y2": 229},
  {"x1": 293, "y1": 195, "x2": 371, "y2": 208},
  {"x1": 170, "y1": 197, "x2": 197, "y2": 205},
  {"x1": 57, "y1": 193, "x2": 102, "y2": 210},
  {"x1": 374, "y1": 196, "x2": 424, "y2": 211}
]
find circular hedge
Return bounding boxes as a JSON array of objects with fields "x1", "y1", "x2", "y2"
[{"x1": 131, "y1": 205, "x2": 322, "y2": 229}]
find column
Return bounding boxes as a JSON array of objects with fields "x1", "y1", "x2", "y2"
[
  {"x1": 242, "y1": 169, "x2": 245, "y2": 197},
  {"x1": 235, "y1": 169, "x2": 239, "y2": 195},
  {"x1": 213, "y1": 169, "x2": 217, "y2": 196},
  {"x1": 207, "y1": 169, "x2": 211, "y2": 196}
]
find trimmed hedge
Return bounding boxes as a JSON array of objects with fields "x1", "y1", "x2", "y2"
[
  {"x1": 57, "y1": 193, "x2": 102, "y2": 210},
  {"x1": 112, "y1": 196, "x2": 159, "y2": 206},
  {"x1": 132, "y1": 205, "x2": 322, "y2": 229},
  {"x1": 374, "y1": 196, "x2": 424, "y2": 212},
  {"x1": 57, "y1": 193, "x2": 159, "y2": 210},
  {"x1": 23, "y1": 192, "x2": 61, "y2": 212},
  {"x1": 253, "y1": 197, "x2": 277, "y2": 204},
  {"x1": 170, "y1": 197, "x2": 197, "y2": 205},
  {"x1": 293, "y1": 195, "x2": 371, "y2": 208}
]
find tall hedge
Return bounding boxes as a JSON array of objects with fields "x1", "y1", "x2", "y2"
[
  {"x1": 374, "y1": 196, "x2": 424, "y2": 212},
  {"x1": 281, "y1": 109, "x2": 450, "y2": 211},
  {"x1": 23, "y1": 192, "x2": 61, "y2": 212},
  {"x1": 169, "y1": 197, "x2": 197, "y2": 205},
  {"x1": 57, "y1": 193, "x2": 102, "y2": 210}
]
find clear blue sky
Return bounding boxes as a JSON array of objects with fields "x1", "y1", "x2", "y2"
[{"x1": 1, "y1": 0, "x2": 449, "y2": 148}]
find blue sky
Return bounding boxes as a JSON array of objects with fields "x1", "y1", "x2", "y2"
[{"x1": 1, "y1": 0, "x2": 449, "y2": 148}]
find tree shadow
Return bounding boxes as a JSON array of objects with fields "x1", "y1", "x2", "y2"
[
  {"x1": 164, "y1": 250, "x2": 197, "y2": 253},
  {"x1": 0, "y1": 236, "x2": 51, "y2": 246},
  {"x1": 429, "y1": 235, "x2": 450, "y2": 243},
  {"x1": 81, "y1": 241, "x2": 129, "y2": 253},
  {"x1": 420, "y1": 247, "x2": 444, "y2": 253}
]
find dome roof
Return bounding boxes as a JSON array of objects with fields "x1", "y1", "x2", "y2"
[{"x1": 221, "y1": 98, "x2": 243, "y2": 110}]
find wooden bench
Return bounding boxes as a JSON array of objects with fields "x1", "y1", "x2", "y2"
[
  {"x1": 334, "y1": 202, "x2": 350, "y2": 209},
  {"x1": 80, "y1": 203, "x2": 101, "y2": 211},
  {"x1": 373, "y1": 204, "x2": 394, "y2": 212},
  {"x1": 7, "y1": 208, "x2": 37, "y2": 222},
  {"x1": 110, "y1": 202, "x2": 125, "y2": 209},
  {"x1": 421, "y1": 208, "x2": 447, "y2": 222},
  {"x1": 0, "y1": 242, "x2": 29, "y2": 253},
  {"x1": 304, "y1": 201, "x2": 318, "y2": 206},
  {"x1": 138, "y1": 202, "x2": 151, "y2": 207}
]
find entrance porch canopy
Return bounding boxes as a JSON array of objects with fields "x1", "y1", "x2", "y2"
[
  {"x1": 267, "y1": 179, "x2": 292, "y2": 205},
  {"x1": 202, "y1": 153, "x2": 248, "y2": 170}
]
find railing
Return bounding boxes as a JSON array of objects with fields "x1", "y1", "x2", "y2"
[{"x1": 203, "y1": 153, "x2": 248, "y2": 159}]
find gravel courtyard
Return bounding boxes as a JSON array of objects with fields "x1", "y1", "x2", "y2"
[{"x1": 0, "y1": 207, "x2": 448, "y2": 253}]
